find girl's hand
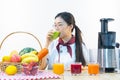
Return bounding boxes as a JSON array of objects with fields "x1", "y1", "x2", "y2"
[
  {"x1": 46, "y1": 29, "x2": 55, "y2": 43},
  {"x1": 44, "y1": 29, "x2": 54, "y2": 48}
]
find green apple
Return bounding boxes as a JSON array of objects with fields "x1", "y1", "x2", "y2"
[{"x1": 51, "y1": 31, "x2": 60, "y2": 40}]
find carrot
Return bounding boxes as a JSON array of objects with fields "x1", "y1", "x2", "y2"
[{"x1": 37, "y1": 48, "x2": 48, "y2": 60}]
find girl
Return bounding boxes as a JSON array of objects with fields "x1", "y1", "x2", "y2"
[{"x1": 40, "y1": 12, "x2": 89, "y2": 70}]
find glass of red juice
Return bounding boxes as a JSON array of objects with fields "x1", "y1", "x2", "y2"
[{"x1": 71, "y1": 62, "x2": 82, "y2": 75}]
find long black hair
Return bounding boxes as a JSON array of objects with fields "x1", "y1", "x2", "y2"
[{"x1": 55, "y1": 12, "x2": 86, "y2": 66}]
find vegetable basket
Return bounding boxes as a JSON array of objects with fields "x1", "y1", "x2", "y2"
[{"x1": 0, "y1": 31, "x2": 42, "y2": 74}]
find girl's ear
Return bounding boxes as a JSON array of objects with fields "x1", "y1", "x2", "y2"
[{"x1": 70, "y1": 24, "x2": 74, "y2": 30}]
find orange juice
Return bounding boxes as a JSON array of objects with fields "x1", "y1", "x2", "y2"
[
  {"x1": 53, "y1": 63, "x2": 64, "y2": 75},
  {"x1": 88, "y1": 63, "x2": 99, "y2": 75}
]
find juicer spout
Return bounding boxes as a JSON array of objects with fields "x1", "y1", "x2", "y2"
[{"x1": 100, "y1": 18, "x2": 114, "y2": 33}]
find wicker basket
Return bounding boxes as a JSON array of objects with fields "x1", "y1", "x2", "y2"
[{"x1": 0, "y1": 31, "x2": 42, "y2": 73}]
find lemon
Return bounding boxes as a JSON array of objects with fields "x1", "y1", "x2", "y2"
[
  {"x1": 5, "y1": 65, "x2": 17, "y2": 75},
  {"x1": 2, "y1": 56, "x2": 11, "y2": 62}
]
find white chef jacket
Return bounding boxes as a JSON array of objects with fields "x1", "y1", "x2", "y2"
[{"x1": 47, "y1": 38, "x2": 89, "y2": 70}]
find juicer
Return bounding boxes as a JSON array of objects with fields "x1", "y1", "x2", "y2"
[{"x1": 97, "y1": 18, "x2": 116, "y2": 72}]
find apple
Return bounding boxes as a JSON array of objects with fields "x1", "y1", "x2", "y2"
[{"x1": 10, "y1": 54, "x2": 21, "y2": 62}]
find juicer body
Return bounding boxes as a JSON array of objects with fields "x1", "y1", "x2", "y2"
[{"x1": 97, "y1": 18, "x2": 116, "y2": 72}]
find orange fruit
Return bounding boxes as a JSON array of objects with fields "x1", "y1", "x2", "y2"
[{"x1": 5, "y1": 65, "x2": 17, "y2": 75}]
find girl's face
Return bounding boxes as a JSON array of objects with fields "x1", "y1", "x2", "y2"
[{"x1": 54, "y1": 17, "x2": 73, "y2": 39}]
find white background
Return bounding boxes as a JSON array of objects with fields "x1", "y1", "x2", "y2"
[{"x1": 0, "y1": 0, "x2": 120, "y2": 58}]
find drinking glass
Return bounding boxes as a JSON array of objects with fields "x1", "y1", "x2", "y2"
[
  {"x1": 71, "y1": 62, "x2": 82, "y2": 75},
  {"x1": 88, "y1": 49, "x2": 99, "y2": 75},
  {"x1": 53, "y1": 63, "x2": 64, "y2": 75},
  {"x1": 51, "y1": 30, "x2": 60, "y2": 40},
  {"x1": 22, "y1": 62, "x2": 39, "y2": 76},
  {"x1": 88, "y1": 49, "x2": 97, "y2": 63},
  {"x1": 88, "y1": 62, "x2": 99, "y2": 75}
]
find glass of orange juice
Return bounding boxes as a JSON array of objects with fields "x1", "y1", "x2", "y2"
[
  {"x1": 53, "y1": 63, "x2": 64, "y2": 75},
  {"x1": 88, "y1": 62, "x2": 99, "y2": 75}
]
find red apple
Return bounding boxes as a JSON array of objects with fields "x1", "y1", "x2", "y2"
[{"x1": 10, "y1": 54, "x2": 21, "y2": 62}]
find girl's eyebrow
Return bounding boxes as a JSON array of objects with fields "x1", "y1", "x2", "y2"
[{"x1": 54, "y1": 22, "x2": 63, "y2": 25}]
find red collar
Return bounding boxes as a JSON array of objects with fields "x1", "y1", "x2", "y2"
[{"x1": 56, "y1": 36, "x2": 75, "y2": 58}]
